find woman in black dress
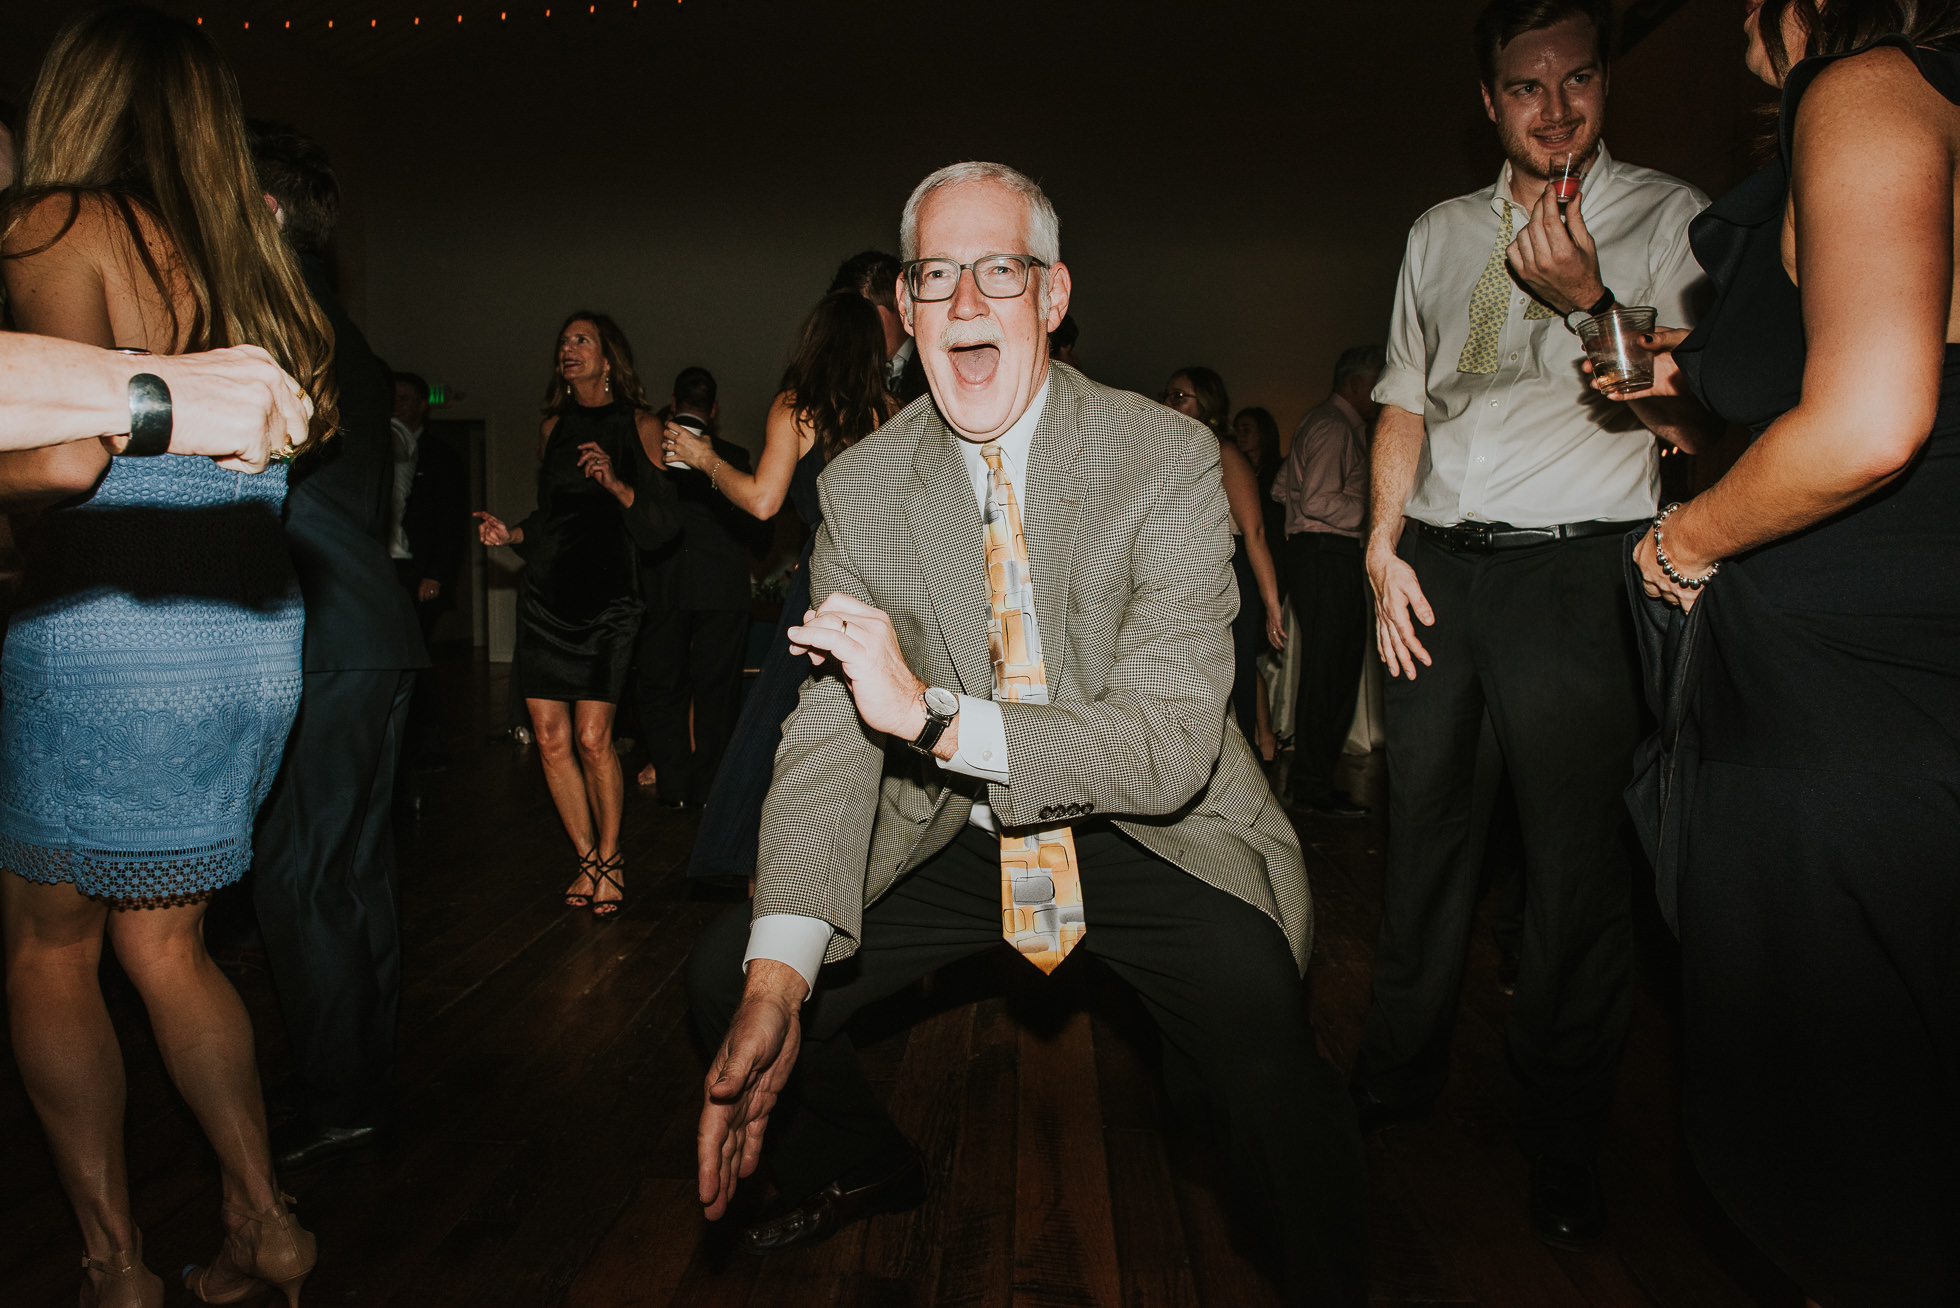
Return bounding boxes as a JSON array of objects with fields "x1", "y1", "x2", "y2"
[
  {"x1": 1162, "y1": 367, "x2": 1285, "y2": 758},
  {"x1": 477, "y1": 313, "x2": 675, "y2": 915},
  {"x1": 663, "y1": 291, "x2": 891, "y2": 882},
  {"x1": 1619, "y1": 3, "x2": 1960, "y2": 1301}
]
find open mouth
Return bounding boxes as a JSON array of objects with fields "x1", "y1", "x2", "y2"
[{"x1": 948, "y1": 343, "x2": 1000, "y2": 386}]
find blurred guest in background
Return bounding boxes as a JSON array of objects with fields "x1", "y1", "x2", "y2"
[
  {"x1": 1356, "y1": 0, "x2": 1712, "y2": 1248},
  {"x1": 0, "y1": 8, "x2": 333, "y2": 1302},
  {"x1": 1233, "y1": 404, "x2": 1285, "y2": 552},
  {"x1": 1163, "y1": 366, "x2": 1284, "y2": 759},
  {"x1": 1049, "y1": 311, "x2": 1080, "y2": 368},
  {"x1": 476, "y1": 314, "x2": 677, "y2": 916},
  {"x1": 1620, "y1": 2, "x2": 1960, "y2": 1300},
  {"x1": 1272, "y1": 346, "x2": 1382, "y2": 817},
  {"x1": 830, "y1": 249, "x2": 927, "y2": 404},
  {"x1": 671, "y1": 290, "x2": 892, "y2": 883},
  {"x1": 634, "y1": 365, "x2": 761, "y2": 807},
  {"x1": 0, "y1": 95, "x2": 16, "y2": 189},
  {"x1": 390, "y1": 370, "x2": 467, "y2": 769},
  {"x1": 246, "y1": 121, "x2": 427, "y2": 1174}
]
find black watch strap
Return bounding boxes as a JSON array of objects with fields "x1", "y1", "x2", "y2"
[{"x1": 1585, "y1": 287, "x2": 1617, "y2": 317}]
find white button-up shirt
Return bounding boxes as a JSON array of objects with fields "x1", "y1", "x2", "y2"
[
  {"x1": 1372, "y1": 144, "x2": 1710, "y2": 528},
  {"x1": 745, "y1": 380, "x2": 1052, "y2": 994}
]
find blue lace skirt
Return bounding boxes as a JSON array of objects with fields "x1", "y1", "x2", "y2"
[{"x1": 0, "y1": 458, "x2": 303, "y2": 906}]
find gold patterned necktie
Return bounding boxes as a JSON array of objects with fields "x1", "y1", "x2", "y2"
[
  {"x1": 981, "y1": 442, "x2": 1085, "y2": 974},
  {"x1": 1457, "y1": 200, "x2": 1554, "y2": 375}
]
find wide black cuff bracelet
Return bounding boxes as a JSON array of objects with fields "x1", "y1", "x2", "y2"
[{"x1": 125, "y1": 372, "x2": 173, "y2": 457}]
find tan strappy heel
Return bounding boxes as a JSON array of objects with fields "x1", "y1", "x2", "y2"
[
  {"x1": 80, "y1": 1229, "x2": 163, "y2": 1308},
  {"x1": 182, "y1": 1192, "x2": 315, "y2": 1307}
]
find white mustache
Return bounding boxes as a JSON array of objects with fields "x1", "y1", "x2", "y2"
[{"x1": 939, "y1": 320, "x2": 1003, "y2": 352}]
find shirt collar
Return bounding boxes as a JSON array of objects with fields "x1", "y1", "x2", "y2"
[
  {"x1": 1330, "y1": 393, "x2": 1363, "y2": 429},
  {"x1": 1490, "y1": 140, "x2": 1618, "y2": 218},
  {"x1": 955, "y1": 375, "x2": 1051, "y2": 494}
]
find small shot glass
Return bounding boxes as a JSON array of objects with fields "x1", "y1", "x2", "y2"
[{"x1": 1578, "y1": 306, "x2": 1658, "y2": 396}]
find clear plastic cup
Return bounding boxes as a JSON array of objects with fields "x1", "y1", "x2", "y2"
[{"x1": 1577, "y1": 306, "x2": 1657, "y2": 396}]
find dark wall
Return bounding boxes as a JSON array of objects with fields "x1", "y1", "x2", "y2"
[{"x1": 1, "y1": 0, "x2": 1770, "y2": 536}]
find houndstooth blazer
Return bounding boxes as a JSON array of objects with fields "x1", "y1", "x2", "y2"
[{"x1": 754, "y1": 362, "x2": 1315, "y2": 973}]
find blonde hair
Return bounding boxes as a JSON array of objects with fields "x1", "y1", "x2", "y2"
[{"x1": 4, "y1": 5, "x2": 337, "y2": 447}]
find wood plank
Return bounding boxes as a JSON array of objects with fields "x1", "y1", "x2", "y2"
[
  {"x1": 1011, "y1": 1010, "x2": 1121, "y2": 1308},
  {"x1": 1089, "y1": 1007, "x2": 1199, "y2": 1308},
  {"x1": 932, "y1": 998, "x2": 1019, "y2": 1308}
]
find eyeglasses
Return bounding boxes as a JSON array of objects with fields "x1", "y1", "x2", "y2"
[
  {"x1": 1161, "y1": 388, "x2": 1197, "y2": 404},
  {"x1": 902, "y1": 253, "x2": 1046, "y2": 302}
]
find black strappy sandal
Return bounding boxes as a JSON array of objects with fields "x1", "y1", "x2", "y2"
[
  {"x1": 590, "y1": 852, "x2": 626, "y2": 919},
  {"x1": 565, "y1": 848, "x2": 600, "y2": 909}
]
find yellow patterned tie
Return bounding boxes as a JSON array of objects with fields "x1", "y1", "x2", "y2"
[
  {"x1": 1457, "y1": 200, "x2": 1554, "y2": 375},
  {"x1": 982, "y1": 443, "x2": 1085, "y2": 974}
]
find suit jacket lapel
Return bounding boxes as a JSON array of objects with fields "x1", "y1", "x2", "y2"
[
  {"x1": 1023, "y1": 368, "x2": 1083, "y2": 686},
  {"x1": 903, "y1": 416, "x2": 995, "y2": 697}
]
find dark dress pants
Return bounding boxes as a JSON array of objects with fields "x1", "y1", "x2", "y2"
[
  {"x1": 688, "y1": 822, "x2": 1371, "y2": 1306},
  {"x1": 1353, "y1": 531, "x2": 1640, "y2": 1162},
  {"x1": 253, "y1": 669, "x2": 414, "y2": 1127},
  {"x1": 1283, "y1": 533, "x2": 1366, "y2": 806},
  {"x1": 636, "y1": 604, "x2": 747, "y2": 806}
]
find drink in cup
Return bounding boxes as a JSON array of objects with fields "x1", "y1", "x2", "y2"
[
  {"x1": 1551, "y1": 152, "x2": 1582, "y2": 205},
  {"x1": 1577, "y1": 306, "x2": 1658, "y2": 395},
  {"x1": 668, "y1": 412, "x2": 704, "y2": 469}
]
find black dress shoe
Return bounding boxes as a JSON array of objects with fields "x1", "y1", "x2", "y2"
[
  {"x1": 1529, "y1": 1155, "x2": 1607, "y2": 1248},
  {"x1": 1310, "y1": 791, "x2": 1371, "y2": 818},
  {"x1": 270, "y1": 1120, "x2": 396, "y2": 1173},
  {"x1": 1351, "y1": 1085, "x2": 1432, "y2": 1136},
  {"x1": 741, "y1": 1156, "x2": 926, "y2": 1254}
]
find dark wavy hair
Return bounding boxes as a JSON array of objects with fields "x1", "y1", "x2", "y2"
[
  {"x1": 1171, "y1": 366, "x2": 1232, "y2": 440},
  {"x1": 781, "y1": 290, "x2": 892, "y2": 462},
  {"x1": 1232, "y1": 406, "x2": 1282, "y2": 486},
  {"x1": 539, "y1": 310, "x2": 653, "y2": 416},
  {"x1": 1754, "y1": 0, "x2": 1960, "y2": 82}
]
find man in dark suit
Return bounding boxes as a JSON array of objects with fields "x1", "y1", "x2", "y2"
[
  {"x1": 635, "y1": 367, "x2": 762, "y2": 806},
  {"x1": 829, "y1": 250, "x2": 929, "y2": 406},
  {"x1": 389, "y1": 371, "x2": 468, "y2": 767},
  {"x1": 247, "y1": 123, "x2": 428, "y2": 1170},
  {"x1": 689, "y1": 164, "x2": 1368, "y2": 1305}
]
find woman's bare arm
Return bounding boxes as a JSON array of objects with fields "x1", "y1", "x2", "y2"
[
  {"x1": 1650, "y1": 49, "x2": 1953, "y2": 597},
  {"x1": 1220, "y1": 439, "x2": 1284, "y2": 647},
  {"x1": 664, "y1": 391, "x2": 814, "y2": 521}
]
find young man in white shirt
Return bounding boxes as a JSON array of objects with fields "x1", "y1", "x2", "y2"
[{"x1": 1355, "y1": 0, "x2": 1718, "y2": 1249}]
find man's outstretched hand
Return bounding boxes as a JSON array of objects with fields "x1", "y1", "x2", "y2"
[{"x1": 697, "y1": 959, "x2": 808, "y2": 1220}]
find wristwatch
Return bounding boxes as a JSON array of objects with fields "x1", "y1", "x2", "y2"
[
  {"x1": 1564, "y1": 286, "x2": 1617, "y2": 334},
  {"x1": 907, "y1": 686, "x2": 960, "y2": 755}
]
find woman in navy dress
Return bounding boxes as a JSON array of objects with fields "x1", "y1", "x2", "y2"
[
  {"x1": 476, "y1": 313, "x2": 676, "y2": 917},
  {"x1": 0, "y1": 8, "x2": 333, "y2": 1304},
  {"x1": 1622, "y1": 3, "x2": 1960, "y2": 1301},
  {"x1": 663, "y1": 291, "x2": 892, "y2": 883}
]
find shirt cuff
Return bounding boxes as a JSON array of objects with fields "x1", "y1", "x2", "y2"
[
  {"x1": 743, "y1": 914, "x2": 832, "y2": 998},
  {"x1": 937, "y1": 694, "x2": 1008, "y2": 784},
  {"x1": 1371, "y1": 364, "x2": 1427, "y2": 418}
]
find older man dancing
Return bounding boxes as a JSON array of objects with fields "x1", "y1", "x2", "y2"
[{"x1": 686, "y1": 162, "x2": 1369, "y2": 1303}]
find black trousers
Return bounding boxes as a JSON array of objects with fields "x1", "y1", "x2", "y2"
[
  {"x1": 636, "y1": 604, "x2": 747, "y2": 805},
  {"x1": 395, "y1": 561, "x2": 444, "y2": 761},
  {"x1": 1284, "y1": 533, "x2": 1366, "y2": 806},
  {"x1": 1353, "y1": 531, "x2": 1640, "y2": 1161},
  {"x1": 687, "y1": 822, "x2": 1371, "y2": 1305},
  {"x1": 253, "y1": 668, "x2": 414, "y2": 1127}
]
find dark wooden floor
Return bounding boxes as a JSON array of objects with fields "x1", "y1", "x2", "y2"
[{"x1": 0, "y1": 653, "x2": 1805, "y2": 1306}]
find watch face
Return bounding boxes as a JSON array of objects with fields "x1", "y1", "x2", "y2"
[{"x1": 923, "y1": 686, "x2": 959, "y2": 717}]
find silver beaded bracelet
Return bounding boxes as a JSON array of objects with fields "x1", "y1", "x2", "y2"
[{"x1": 1652, "y1": 501, "x2": 1719, "y2": 590}]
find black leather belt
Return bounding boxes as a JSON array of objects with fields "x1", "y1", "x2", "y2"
[{"x1": 1416, "y1": 518, "x2": 1647, "y2": 553}]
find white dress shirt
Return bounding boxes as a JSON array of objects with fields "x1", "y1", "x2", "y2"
[
  {"x1": 1371, "y1": 144, "x2": 1709, "y2": 528},
  {"x1": 388, "y1": 419, "x2": 420, "y2": 560},
  {"x1": 745, "y1": 380, "x2": 1053, "y2": 993}
]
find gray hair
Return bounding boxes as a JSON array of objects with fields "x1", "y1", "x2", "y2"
[
  {"x1": 899, "y1": 162, "x2": 1061, "y2": 267},
  {"x1": 1333, "y1": 344, "x2": 1386, "y2": 387}
]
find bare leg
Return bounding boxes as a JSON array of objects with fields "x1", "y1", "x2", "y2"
[
  {"x1": 107, "y1": 900, "x2": 282, "y2": 1220},
  {"x1": 2, "y1": 874, "x2": 142, "y2": 1279},
  {"x1": 574, "y1": 700, "x2": 625, "y2": 908},
  {"x1": 1255, "y1": 673, "x2": 1277, "y2": 763},
  {"x1": 529, "y1": 698, "x2": 598, "y2": 896}
]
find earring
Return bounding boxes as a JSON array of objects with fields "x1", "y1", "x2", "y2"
[{"x1": 604, "y1": 374, "x2": 612, "y2": 395}]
